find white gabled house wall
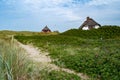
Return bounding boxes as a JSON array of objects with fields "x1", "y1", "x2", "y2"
[
  {"x1": 82, "y1": 26, "x2": 89, "y2": 30},
  {"x1": 82, "y1": 25, "x2": 100, "y2": 30},
  {"x1": 95, "y1": 25, "x2": 100, "y2": 29}
]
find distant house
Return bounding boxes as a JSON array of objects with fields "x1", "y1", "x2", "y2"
[
  {"x1": 79, "y1": 17, "x2": 101, "y2": 30},
  {"x1": 42, "y1": 25, "x2": 51, "y2": 32}
]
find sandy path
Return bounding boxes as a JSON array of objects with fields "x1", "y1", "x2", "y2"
[{"x1": 17, "y1": 41, "x2": 89, "y2": 80}]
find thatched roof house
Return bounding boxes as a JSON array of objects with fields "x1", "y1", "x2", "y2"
[
  {"x1": 79, "y1": 17, "x2": 101, "y2": 30},
  {"x1": 42, "y1": 25, "x2": 51, "y2": 32}
]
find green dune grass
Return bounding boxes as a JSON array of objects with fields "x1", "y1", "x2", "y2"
[
  {"x1": 0, "y1": 33, "x2": 81, "y2": 80},
  {"x1": 15, "y1": 26, "x2": 120, "y2": 80}
]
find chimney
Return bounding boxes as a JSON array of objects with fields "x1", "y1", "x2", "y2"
[{"x1": 87, "y1": 17, "x2": 90, "y2": 20}]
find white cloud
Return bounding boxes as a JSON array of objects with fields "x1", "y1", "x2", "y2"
[
  {"x1": 0, "y1": 0, "x2": 81, "y2": 21},
  {"x1": 21, "y1": 0, "x2": 81, "y2": 21},
  {"x1": 48, "y1": 8, "x2": 81, "y2": 21},
  {"x1": 87, "y1": 0, "x2": 120, "y2": 6},
  {"x1": 23, "y1": 0, "x2": 71, "y2": 8},
  {"x1": 0, "y1": 0, "x2": 120, "y2": 32}
]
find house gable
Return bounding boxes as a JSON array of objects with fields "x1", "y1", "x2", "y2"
[{"x1": 42, "y1": 25, "x2": 51, "y2": 32}]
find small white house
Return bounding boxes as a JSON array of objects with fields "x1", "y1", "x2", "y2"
[{"x1": 79, "y1": 17, "x2": 101, "y2": 30}]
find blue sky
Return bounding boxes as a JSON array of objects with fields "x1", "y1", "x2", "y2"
[{"x1": 0, "y1": 0, "x2": 120, "y2": 32}]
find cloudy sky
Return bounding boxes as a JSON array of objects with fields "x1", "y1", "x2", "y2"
[{"x1": 0, "y1": 0, "x2": 120, "y2": 32}]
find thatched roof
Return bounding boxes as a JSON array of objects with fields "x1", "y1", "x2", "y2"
[
  {"x1": 42, "y1": 25, "x2": 51, "y2": 32},
  {"x1": 79, "y1": 17, "x2": 101, "y2": 29}
]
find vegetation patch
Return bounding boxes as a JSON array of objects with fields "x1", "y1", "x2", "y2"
[
  {"x1": 15, "y1": 26, "x2": 120, "y2": 80},
  {"x1": 61, "y1": 25, "x2": 120, "y2": 39},
  {"x1": 0, "y1": 34, "x2": 81, "y2": 80},
  {"x1": 0, "y1": 39, "x2": 31, "y2": 80}
]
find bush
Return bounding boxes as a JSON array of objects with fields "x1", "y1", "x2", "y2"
[{"x1": 61, "y1": 25, "x2": 120, "y2": 39}]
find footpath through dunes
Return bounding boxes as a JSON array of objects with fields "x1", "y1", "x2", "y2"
[{"x1": 16, "y1": 40, "x2": 90, "y2": 80}]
